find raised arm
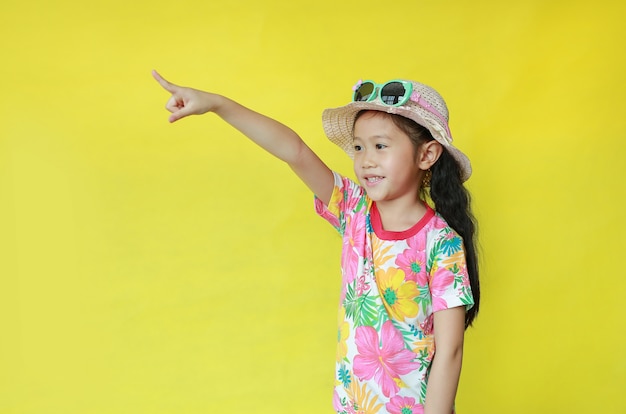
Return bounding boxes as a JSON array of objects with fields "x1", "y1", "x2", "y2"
[{"x1": 152, "y1": 70, "x2": 334, "y2": 204}]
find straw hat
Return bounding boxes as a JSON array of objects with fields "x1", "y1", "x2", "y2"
[{"x1": 321, "y1": 80, "x2": 472, "y2": 182}]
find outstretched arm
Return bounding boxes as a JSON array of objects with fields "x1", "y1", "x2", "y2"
[{"x1": 152, "y1": 70, "x2": 334, "y2": 204}]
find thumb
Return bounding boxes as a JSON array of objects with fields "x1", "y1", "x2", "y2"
[{"x1": 168, "y1": 106, "x2": 195, "y2": 123}]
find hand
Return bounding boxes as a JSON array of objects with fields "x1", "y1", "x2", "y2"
[{"x1": 152, "y1": 70, "x2": 221, "y2": 123}]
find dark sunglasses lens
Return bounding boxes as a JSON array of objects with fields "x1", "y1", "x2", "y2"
[
  {"x1": 380, "y1": 82, "x2": 407, "y2": 105},
  {"x1": 354, "y1": 82, "x2": 375, "y2": 101}
]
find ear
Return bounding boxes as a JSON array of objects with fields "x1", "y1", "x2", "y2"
[{"x1": 417, "y1": 141, "x2": 443, "y2": 170}]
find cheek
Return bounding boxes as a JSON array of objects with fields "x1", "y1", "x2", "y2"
[{"x1": 352, "y1": 153, "x2": 362, "y2": 170}]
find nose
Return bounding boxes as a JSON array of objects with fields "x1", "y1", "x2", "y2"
[{"x1": 360, "y1": 149, "x2": 376, "y2": 168}]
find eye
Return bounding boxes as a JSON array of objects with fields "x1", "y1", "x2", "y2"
[
  {"x1": 354, "y1": 144, "x2": 362, "y2": 152},
  {"x1": 375, "y1": 143, "x2": 387, "y2": 150}
]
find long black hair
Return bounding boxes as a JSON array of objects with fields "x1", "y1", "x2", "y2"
[
  {"x1": 355, "y1": 111, "x2": 480, "y2": 328},
  {"x1": 429, "y1": 148, "x2": 480, "y2": 328}
]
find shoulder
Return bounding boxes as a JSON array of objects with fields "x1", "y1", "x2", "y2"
[
  {"x1": 425, "y1": 213, "x2": 465, "y2": 259},
  {"x1": 314, "y1": 172, "x2": 369, "y2": 231},
  {"x1": 329, "y1": 172, "x2": 369, "y2": 212},
  {"x1": 425, "y1": 213, "x2": 460, "y2": 239}
]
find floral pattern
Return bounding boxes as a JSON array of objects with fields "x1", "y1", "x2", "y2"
[
  {"x1": 354, "y1": 321, "x2": 421, "y2": 398},
  {"x1": 386, "y1": 395, "x2": 424, "y2": 414},
  {"x1": 315, "y1": 172, "x2": 474, "y2": 413},
  {"x1": 376, "y1": 268, "x2": 419, "y2": 321}
]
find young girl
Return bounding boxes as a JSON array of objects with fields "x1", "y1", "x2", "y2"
[{"x1": 153, "y1": 72, "x2": 480, "y2": 414}]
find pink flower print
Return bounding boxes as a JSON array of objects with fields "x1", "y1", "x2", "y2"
[
  {"x1": 407, "y1": 233, "x2": 426, "y2": 252},
  {"x1": 414, "y1": 315, "x2": 435, "y2": 359},
  {"x1": 385, "y1": 395, "x2": 424, "y2": 414},
  {"x1": 429, "y1": 267, "x2": 455, "y2": 312},
  {"x1": 353, "y1": 321, "x2": 420, "y2": 398},
  {"x1": 363, "y1": 237, "x2": 373, "y2": 266},
  {"x1": 323, "y1": 190, "x2": 342, "y2": 228},
  {"x1": 340, "y1": 247, "x2": 360, "y2": 294},
  {"x1": 395, "y1": 247, "x2": 427, "y2": 285},
  {"x1": 460, "y1": 266, "x2": 471, "y2": 288},
  {"x1": 432, "y1": 216, "x2": 448, "y2": 230},
  {"x1": 341, "y1": 215, "x2": 367, "y2": 286},
  {"x1": 332, "y1": 389, "x2": 344, "y2": 412},
  {"x1": 343, "y1": 180, "x2": 360, "y2": 211},
  {"x1": 356, "y1": 275, "x2": 370, "y2": 296},
  {"x1": 420, "y1": 314, "x2": 434, "y2": 336},
  {"x1": 346, "y1": 215, "x2": 366, "y2": 252},
  {"x1": 332, "y1": 389, "x2": 358, "y2": 414}
]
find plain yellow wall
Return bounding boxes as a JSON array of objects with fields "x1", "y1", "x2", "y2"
[{"x1": 1, "y1": 0, "x2": 625, "y2": 413}]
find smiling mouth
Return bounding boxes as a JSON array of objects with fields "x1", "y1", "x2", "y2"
[{"x1": 365, "y1": 176, "x2": 384, "y2": 184}]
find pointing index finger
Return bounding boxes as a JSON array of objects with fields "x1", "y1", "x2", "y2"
[{"x1": 152, "y1": 69, "x2": 178, "y2": 93}]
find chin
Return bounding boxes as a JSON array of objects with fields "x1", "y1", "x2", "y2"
[{"x1": 362, "y1": 189, "x2": 384, "y2": 201}]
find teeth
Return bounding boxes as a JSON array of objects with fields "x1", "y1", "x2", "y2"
[{"x1": 367, "y1": 176, "x2": 383, "y2": 183}]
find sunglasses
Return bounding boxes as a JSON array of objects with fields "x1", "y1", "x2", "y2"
[
  {"x1": 352, "y1": 80, "x2": 452, "y2": 138},
  {"x1": 352, "y1": 80, "x2": 413, "y2": 107}
]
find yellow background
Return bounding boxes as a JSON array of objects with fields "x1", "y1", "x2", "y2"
[{"x1": 1, "y1": 0, "x2": 625, "y2": 412}]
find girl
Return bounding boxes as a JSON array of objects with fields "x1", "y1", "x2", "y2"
[{"x1": 153, "y1": 72, "x2": 480, "y2": 414}]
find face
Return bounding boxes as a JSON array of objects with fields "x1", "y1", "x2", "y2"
[{"x1": 352, "y1": 111, "x2": 423, "y2": 205}]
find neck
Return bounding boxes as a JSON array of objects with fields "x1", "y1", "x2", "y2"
[{"x1": 374, "y1": 197, "x2": 427, "y2": 232}]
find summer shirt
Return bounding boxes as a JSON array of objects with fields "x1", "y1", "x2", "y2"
[{"x1": 315, "y1": 172, "x2": 474, "y2": 413}]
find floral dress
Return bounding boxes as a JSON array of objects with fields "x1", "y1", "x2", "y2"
[{"x1": 315, "y1": 172, "x2": 474, "y2": 414}]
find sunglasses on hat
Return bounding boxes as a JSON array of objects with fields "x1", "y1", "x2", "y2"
[
  {"x1": 352, "y1": 80, "x2": 452, "y2": 139},
  {"x1": 352, "y1": 80, "x2": 413, "y2": 107}
]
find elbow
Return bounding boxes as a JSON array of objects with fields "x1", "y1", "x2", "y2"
[{"x1": 290, "y1": 137, "x2": 311, "y2": 165}]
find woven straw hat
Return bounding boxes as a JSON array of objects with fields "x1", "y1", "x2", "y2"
[{"x1": 322, "y1": 80, "x2": 472, "y2": 182}]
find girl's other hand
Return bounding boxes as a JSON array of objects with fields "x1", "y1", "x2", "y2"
[{"x1": 152, "y1": 70, "x2": 221, "y2": 123}]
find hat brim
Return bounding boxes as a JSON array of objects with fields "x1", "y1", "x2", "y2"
[{"x1": 322, "y1": 100, "x2": 472, "y2": 182}]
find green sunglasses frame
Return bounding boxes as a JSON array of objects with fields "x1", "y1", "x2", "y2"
[
  {"x1": 351, "y1": 79, "x2": 453, "y2": 138},
  {"x1": 352, "y1": 80, "x2": 414, "y2": 107}
]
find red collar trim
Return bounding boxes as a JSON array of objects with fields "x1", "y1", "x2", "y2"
[{"x1": 370, "y1": 202, "x2": 435, "y2": 240}]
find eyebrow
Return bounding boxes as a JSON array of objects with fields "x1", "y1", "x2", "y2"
[{"x1": 353, "y1": 134, "x2": 392, "y2": 141}]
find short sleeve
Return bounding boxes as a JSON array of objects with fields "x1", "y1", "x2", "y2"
[
  {"x1": 427, "y1": 226, "x2": 474, "y2": 313},
  {"x1": 314, "y1": 172, "x2": 367, "y2": 236}
]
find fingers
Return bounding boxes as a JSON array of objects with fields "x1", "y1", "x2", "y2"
[
  {"x1": 154, "y1": 70, "x2": 188, "y2": 122},
  {"x1": 163, "y1": 96, "x2": 188, "y2": 123},
  {"x1": 169, "y1": 106, "x2": 194, "y2": 123},
  {"x1": 153, "y1": 69, "x2": 209, "y2": 123},
  {"x1": 152, "y1": 69, "x2": 178, "y2": 93},
  {"x1": 164, "y1": 95, "x2": 183, "y2": 113}
]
